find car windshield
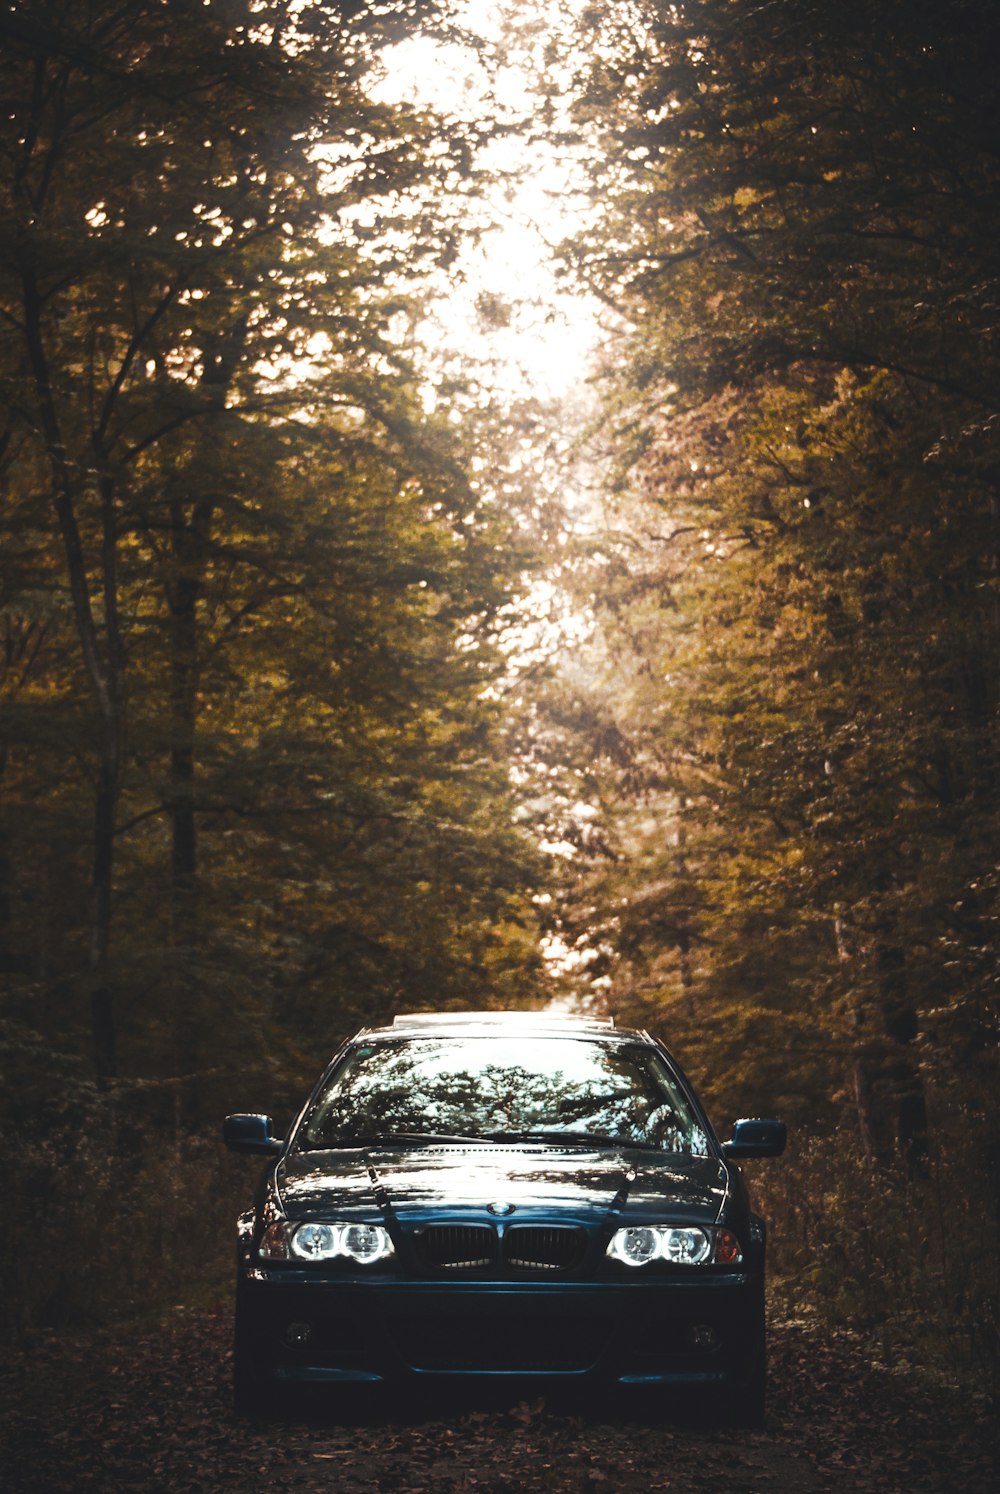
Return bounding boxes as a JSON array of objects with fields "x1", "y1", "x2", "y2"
[{"x1": 297, "y1": 1036, "x2": 710, "y2": 1154}]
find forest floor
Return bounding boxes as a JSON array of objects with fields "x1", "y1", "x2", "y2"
[{"x1": 1, "y1": 1312, "x2": 994, "y2": 1493}]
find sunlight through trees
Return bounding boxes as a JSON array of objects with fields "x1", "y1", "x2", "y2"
[{"x1": 1, "y1": 0, "x2": 996, "y2": 1384}]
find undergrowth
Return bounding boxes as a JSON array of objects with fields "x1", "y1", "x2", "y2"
[
  {"x1": 749, "y1": 1127, "x2": 999, "y2": 1401},
  {"x1": 0, "y1": 1099, "x2": 251, "y2": 1342}
]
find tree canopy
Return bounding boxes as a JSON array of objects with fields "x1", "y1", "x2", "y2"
[
  {"x1": 0, "y1": 0, "x2": 547, "y2": 1131},
  {"x1": 2, "y1": 0, "x2": 997, "y2": 1380}
]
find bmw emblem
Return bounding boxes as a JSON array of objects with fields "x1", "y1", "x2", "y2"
[{"x1": 487, "y1": 1201, "x2": 515, "y2": 1217}]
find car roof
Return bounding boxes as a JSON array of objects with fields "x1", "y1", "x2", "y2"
[{"x1": 354, "y1": 1010, "x2": 653, "y2": 1043}]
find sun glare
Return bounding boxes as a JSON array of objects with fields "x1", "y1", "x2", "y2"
[{"x1": 371, "y1": 0, "x2": 601, "y2": 402}]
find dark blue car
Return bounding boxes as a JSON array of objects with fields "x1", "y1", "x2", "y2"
[{"x1": 223, "y1": 1011, "x2": 785, "y2": 1420}]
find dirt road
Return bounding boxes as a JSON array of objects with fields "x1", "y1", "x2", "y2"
[{"x1": 1, "y1": 1313, "x2": 993, "y2": 1492}]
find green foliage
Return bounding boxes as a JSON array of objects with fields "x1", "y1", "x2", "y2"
[
  {"x1": 559, "y1": 0, "x2": 1000, "y2": 1132},
  {"x1": 0, "y1": 1077, "x2": 252, "y2": 1341},
  {"x1": 544, "y1": 0, "x2": 1000, "y2": 1382},
  {"x1": 751, "y1": 1120, "x2": 999, "y2": 1388},
  {"x1": 0, "y1": 0, "x2": 547, "y2": 1148}
]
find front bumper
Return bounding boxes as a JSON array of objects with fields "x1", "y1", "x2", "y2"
[{"x1": 236, "y1": 1267, "x2": 763, "y2": 1389}]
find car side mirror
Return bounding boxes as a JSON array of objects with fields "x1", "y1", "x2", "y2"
[
  {"x1": 722, "y1": 1117, "x2": 787, "y2": 1158},
  {"x1": 223, "y1": 1113, "x2": 284, "y2": 1156}
]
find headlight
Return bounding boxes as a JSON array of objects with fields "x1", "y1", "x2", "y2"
[
  {"x1": 338, "y1": 1223, "x2": 394, "y2": 1264},
  {"x1": 291, "y1": 1223, "x2": 341, "y2": 1260},
  {"x1": 606, "y1": 1225, "x2": 741, "y2": 1267},
  {"x1": 259, "y1": 1220, "x2": 394, "y2": 1265}
]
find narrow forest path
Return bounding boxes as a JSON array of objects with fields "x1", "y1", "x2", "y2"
[{"x1": 2, "y1": 1313, "x2": 993, "y2": 1492}]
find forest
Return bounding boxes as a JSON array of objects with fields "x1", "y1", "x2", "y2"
[{"x1": 0, "y1": 0, "x2": 996, "y2": 1410}]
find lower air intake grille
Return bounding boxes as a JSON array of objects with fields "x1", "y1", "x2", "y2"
[
  {"x1": 390, "y1": 1313, "x2": 606, "y2": 1371},
  {"x1": 416, "y1": 1224, "x2": 496, "y2": 1269},
  {"x1": 505, "y1": 1225, "x2": 587, "y2": 1271}
]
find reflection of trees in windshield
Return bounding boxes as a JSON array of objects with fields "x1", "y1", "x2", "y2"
[{"x1": 300, "y1": 1039, "x2": 708, "y2": 1154}]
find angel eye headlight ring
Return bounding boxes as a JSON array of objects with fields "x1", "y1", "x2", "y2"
[
  {"x1": 606, "y1": 1225, "x2": 740, "y2": 1267},
  {"x1": 283, "y1": 1221, "x2": 395, "y2": 1264}
]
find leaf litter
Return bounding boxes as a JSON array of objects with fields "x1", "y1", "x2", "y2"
[{"x1": 0, "y1": 1315, "x2": 994, "y2": 1493}]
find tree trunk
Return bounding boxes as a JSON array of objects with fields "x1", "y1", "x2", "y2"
[
  {"x1": 163, "y1": 320, "x2": 245, "y2": 1126},
  {"x1": 674, "y1": 796, "x2": 695, "y2": 1018},
  {"x1": 836, "y1": 903, "x2": 879, "y2": 1161},
  {"x1": 21, "y1": 251, "x2": 124, "y2": 1084},
  {"x1": 877, "y1": 946, "x2": 928, "y2": 1177},
  {"x1": 167, "y1": 497, "x2": 214, "y2": 1128}
]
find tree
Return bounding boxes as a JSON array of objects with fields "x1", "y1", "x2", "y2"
[
  {"x1": 557, "y1": 0, "x2": 1000, "y2": 1165},
  {"x1": 0, "y1": 0, "x2": 544, "y2": 1105}
]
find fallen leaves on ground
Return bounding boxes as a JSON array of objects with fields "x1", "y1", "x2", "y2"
[{"x1": 0, "y1": 1315, "x2": 994, "y2": 1493}]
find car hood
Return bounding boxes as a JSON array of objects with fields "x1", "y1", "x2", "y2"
[{"x1": 277, "y1": 1144, "x2": 729, "y2": 1226}]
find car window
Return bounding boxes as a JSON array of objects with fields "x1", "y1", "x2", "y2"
[{"x1": 297, "y1": 1036, "x2": 710, "y2": 1154}]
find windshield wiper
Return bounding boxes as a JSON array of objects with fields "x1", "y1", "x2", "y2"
[
  {"x1": 482, "y1": 1129, "x2": 657, "y2": 1150},
  {"x1": 304, "y1": 1131, "x2": 489, "y2": 1150},
  {"x1": 300, "y1": 1129, "x2": 663, "y2": 1152}
]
